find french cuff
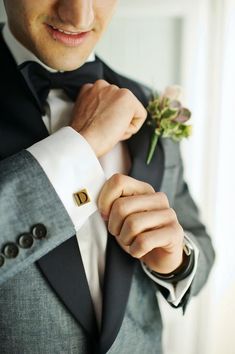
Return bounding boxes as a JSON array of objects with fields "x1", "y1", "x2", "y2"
[
  {"x1": 141, "y1": 233, "x2": 199, "y2": 306},
  {"x1": 27, "y1": 126, "x2": 106, "y2": 231}
]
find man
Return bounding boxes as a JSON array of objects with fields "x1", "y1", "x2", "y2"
[{"x1": 0, "y1": 1, "x2": 215, "y2": 353}]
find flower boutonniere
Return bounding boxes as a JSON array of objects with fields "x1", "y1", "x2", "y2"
[{"x1": 146, "y1": 85, "x2": 192, "y2": 165}]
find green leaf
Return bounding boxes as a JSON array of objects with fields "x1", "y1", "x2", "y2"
[
  {"x1": 161, "y1": 107, "x2": 179, "y2": 120},
  {"x1": 146, "y1": 133, "x2": 159, "y2": 165}
]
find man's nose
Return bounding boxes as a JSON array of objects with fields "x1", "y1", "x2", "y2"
[{"x1": 57, "y1": 0, "x2": 94, "y2": 30}]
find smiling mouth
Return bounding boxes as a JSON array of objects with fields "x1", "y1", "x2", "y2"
[
  {"x1": 49, "y1": 24, "x2": 84, "y2": 35},
  {"x1": 45, "y1": 23, "x2": 91, "y2": 46}
]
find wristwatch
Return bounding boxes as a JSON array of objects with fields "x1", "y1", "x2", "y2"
[{"x1": 147, "y1": 238, "x2": 195, "y2": 283}]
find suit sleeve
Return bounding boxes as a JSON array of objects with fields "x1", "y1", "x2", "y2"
[
  {"x1": 0, "y1": 128, "x2": 106, "y2": 286},
  {"x1": 138, "y1": 86, "x2": 215, "y2": 311},
  {"x1": 158, "y1": 152, "x2": 215, "y2": 312}
]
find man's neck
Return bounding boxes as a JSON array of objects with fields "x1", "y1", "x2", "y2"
[{"x1": 2, "y1": 22, "x2": 95, "y2": 72}]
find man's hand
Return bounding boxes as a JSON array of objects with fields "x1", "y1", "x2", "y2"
[
  {"x1": 98, "y1": 174, "x2": 185, "y2": 274},
  {"x1": 70, "y1": 80, "x2": 147, "y2": 157}
]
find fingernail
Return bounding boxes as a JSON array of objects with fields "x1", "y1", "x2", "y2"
[{"x1": 101, "y1": 213, "x2": 108, "y2": 221}]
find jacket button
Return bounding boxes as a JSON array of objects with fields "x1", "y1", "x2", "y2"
[
  {"x1": 31, "y1": 224, "x2": 47, "y2": 240},
  {"x1": 0, "y1": 255, "x2": 5, "y2": 267},
  {"x1": 3, "y1": 243, "x2": 19, "y2": 259},
  {"x1": 18, "y1": 233, "x2": 34, "y2": 249}
]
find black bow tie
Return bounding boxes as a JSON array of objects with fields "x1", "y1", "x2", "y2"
[{"x1": 18, "y1": 58, "x2": 104, "y2": 115}]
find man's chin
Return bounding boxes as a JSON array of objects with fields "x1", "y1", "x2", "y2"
[
  {"x1": 35, "y1": 51, "x2": 88, "y2": 72},
  {"x1": 28, "y1": 25, "x2": 97, "y2": 71}
]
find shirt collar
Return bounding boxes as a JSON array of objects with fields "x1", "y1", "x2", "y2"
[{"x1": 2, "y1": 22, "x2": 95, "y2": 73}]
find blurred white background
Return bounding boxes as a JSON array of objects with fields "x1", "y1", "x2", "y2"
[{"x1": 1, "y1": 0, "x2": 235, "y2": 353}]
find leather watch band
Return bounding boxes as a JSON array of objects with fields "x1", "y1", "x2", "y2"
[{"x1": 146, "y1": 238, "x2": 195, "y2": 283}]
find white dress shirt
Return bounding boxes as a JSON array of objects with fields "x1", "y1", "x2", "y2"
[{"x1": 3, "y1": 23, "x2": 199, "y2": 327}]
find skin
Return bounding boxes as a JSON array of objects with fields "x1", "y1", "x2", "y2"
[
  {"x1": 73, "y1": 81, "x2": 185, "y2": 274},
  {"x1": 98, "y1": 174, "x2": 184, "y2": 274},
  {"x1": 4, "y1": 0, "x2": 185, "y2": 274},
  {"x1": 4, "y1": 0, "x2": 118, "y2": 71}
]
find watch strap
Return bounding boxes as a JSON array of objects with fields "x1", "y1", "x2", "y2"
[{"x1": 146, "y1": 240, "x2": 195, "y2": 283}]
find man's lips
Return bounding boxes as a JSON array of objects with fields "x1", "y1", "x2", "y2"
[{"x1": 45, "y1": 24, "x2": 91, "y2": 47}]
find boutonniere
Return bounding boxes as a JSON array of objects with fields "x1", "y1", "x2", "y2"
[{"x1": 146, "y1": 85, "x2": 192, "y2": 165}]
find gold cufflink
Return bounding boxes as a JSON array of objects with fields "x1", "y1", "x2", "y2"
[{"x1": 74, "y1": 189, "x2": 91, "y2": 207}]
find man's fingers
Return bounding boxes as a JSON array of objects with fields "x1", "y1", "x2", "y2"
[
  {"x1": 108, "y1": 193, "x2": 171, "y2": 237},
  {"x1": 98, "y1": 174, "x2": 155, "y2": 218},
  {"x1": 128, "y1": 224, "x2": 184, "y2": 259},
  {"x1": 132, "y1": 108, "x2": 148, "y2": 128},
  {"x1": 79, "y1": 83, "x2": 93, "y2": 98},
  {"x1": 117, "y1": 209, "x2": 177, "y2": 246},
  {"x1": 93, "y1": 79, "x2": 113, "y2": 90},
  {"x1": 130, "y1": 95, "x2": 148, "y2": 134},
  {"x1": 122, "y1": 88, "x2": 148, "y2": 122},
  {"x1": 78, "y1": 79, "x2": 110, "y2": 100},
  {"x1": 117, "y1": 88, "x2": 147, "y2": 137},
  {"x1": 122, "y1": 116, "x2": 146, "y2": 140}
]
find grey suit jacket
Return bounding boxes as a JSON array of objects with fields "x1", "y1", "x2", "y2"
[
  {"x1": 0, "y1": 28, "x2": 215, "y2": 353},
  {"x1": 0, "y1": 142, "x2": 215, "y2": 354}
]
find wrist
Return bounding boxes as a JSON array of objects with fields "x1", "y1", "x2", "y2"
[
  {"x1": 79, "y1": 130, "x2": 100, "y2": 157},
  {"x1": 146, "y1": 239, "x2": 195, "y2": 283}
]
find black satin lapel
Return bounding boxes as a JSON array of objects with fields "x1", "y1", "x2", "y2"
[
  {"x1": 0, "y1": 31, "x2": 49, "y2": 158},
  {"x1": 126, "y1": 117, "x2": 165, "y2": 191},
  {"x1": 99, "y1": 237, "x2": 137, "y2": 354},
  {"x1": 99, "y1": 119, "x2": 165, "y2": 353},
  {"x1": 37, "y1": 236, "x2": 99, "y2": 340}
]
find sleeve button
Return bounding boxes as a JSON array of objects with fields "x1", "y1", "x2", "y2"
[
  {"x1": 31, "y1": 224, "x2": 47, "y2": 240},
  {"x1": 0, "y1": 254, "x2": 5, "y2": 267},
  {"x1": 18, "y1": 233, "x2": 34, "y2": 249},
  {"x1": 3, "y1": 243, "x2": 19, "y2": 259}
]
